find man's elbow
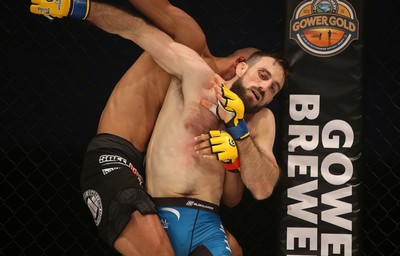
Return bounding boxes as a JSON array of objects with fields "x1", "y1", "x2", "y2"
[
  {"x1": 250, "y1": 172, "x2": 280, "y2": 200},
  {"x1": 222, "y1": 194, "x2": 243, "y2": 208},
  {"x1": 225, "y1": 198, "x2": 241, "y2": 208},
  {"x1": 251, "y1": 186, "x2": 274, "y2": 201}
]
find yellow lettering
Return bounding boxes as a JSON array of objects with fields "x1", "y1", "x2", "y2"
[
  {"x1": 321, "y1": 16, "x2": 328, "y2": 26},
  {"x1": 293, "y1": 21, "x2": 300, "y2": 31},
  {"x1": 329, "y1": 16, "x2": 337, "y2": 26}
]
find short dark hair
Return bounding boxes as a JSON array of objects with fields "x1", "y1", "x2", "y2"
[{"x1": 246, "y1": 51, "x2": 292, "y2": 79}]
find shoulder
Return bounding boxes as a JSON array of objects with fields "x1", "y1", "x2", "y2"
[
  {"x1": 247, "y1": 108, "x2": 275, "y2": 128},
  {"x1": 246, "y1": 108, "x2": 276, "y2": 139},
  {"x1": 178, "y1": 46, "x2": 214, "y2": 75}
]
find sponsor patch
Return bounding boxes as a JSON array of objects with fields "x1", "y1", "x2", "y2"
[
  {"x1": 83, "y1": 189, "x2": 103, "y2": 226},
  {"x1": 101, "y1": 166, "x2": 121, "y2": 175},
  {"x1": 289, "y1": 0, "x2": 359, "y2": 57},
  {"x1": 160, "y1": 218, "x2": 169, "y2": 229}
]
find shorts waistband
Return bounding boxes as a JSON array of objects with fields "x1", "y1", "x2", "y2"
[{"x1": 153, "y1": 197, "x2": 219, "y2": 214}]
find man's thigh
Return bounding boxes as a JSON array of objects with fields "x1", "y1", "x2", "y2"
[{"x1": 114, "y1": 211, "x2": 174, "y2": 256}]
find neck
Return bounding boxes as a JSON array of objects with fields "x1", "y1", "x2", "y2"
[{"x1": 212, "y1": 56, "x2": 234, "y2": 80}]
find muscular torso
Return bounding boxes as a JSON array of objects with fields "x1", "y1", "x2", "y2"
[
  {"x1": 97, "y1": 51, "x2": 218, "y2": 153},
  {"x1": 145, "y1": 69, "x2": 226, "y2": 205},
  {"x1": 96, "y1": 2, "x2": 217, "y2": 154},
  {"x1": 95, "y1": 0, "x2": 229, "y2": 204},
  {"x1": 97, "y1": 50, "x2": 226, "y2": 205}
]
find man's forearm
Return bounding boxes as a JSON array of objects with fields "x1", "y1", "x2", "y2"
[
  {"x1": 237, "y1": 137, "x2": 280, "y2": 200},
  {"x1": 85, "y1": 1, "x2": 184, "y2": 78},
  {"x1": 86, "y1": 2, "x2": 144, "y2": 41},
  {"x1": 222, "y1": 172, "x2": 245, "y2": 207}
]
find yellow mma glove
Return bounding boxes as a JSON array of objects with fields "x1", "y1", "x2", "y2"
[
  {"x1": 216, "y1": 84, "x2": 249, "y2": 140},
  {"x1": 209, "y1": 130, "x2": 240, "y2": 173},
  {"x1": 30, "y1": 0, "x2": 90, "y2": 20}
]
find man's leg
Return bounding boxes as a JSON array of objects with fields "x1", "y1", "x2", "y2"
[
  {"x1": 114, "y1": 211, "x2": 174, "y2": 256},
  {"x1": 80, "y1": 134, "x2": 174, "y2": 255},
  {"x1": 226, "y1": 229, "x2": 243, "y2": 256}
]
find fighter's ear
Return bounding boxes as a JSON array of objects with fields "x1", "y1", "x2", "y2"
[
  {"x1": 234, "y1": 56, "x2": 247, "y2": 67},
  {"x1": 235, "y1": 62, "x2": 248, "y2": 77}
]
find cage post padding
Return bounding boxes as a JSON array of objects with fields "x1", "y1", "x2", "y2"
[{"x1": 279, "y1": 0, "x2": 365, "y2": 255}]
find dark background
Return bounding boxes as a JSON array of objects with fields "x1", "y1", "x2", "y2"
[{"x1": 1, "y1": 0, "x2": 398, "y2": 255}]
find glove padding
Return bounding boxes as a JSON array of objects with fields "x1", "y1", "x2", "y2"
[
  {"x1": 30, "y1": 0, "x2": 90, "y2": 20},
  {"x1": 209, "y1": 130, "x2": 240, "y2": 173},
  {"x1": 214, "y1": 84, "x2": 249, "y2": 140}
]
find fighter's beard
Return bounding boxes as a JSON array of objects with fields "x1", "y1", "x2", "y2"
[{"x1": 230, "y1": 79, "x2": 263, "y2": 114}]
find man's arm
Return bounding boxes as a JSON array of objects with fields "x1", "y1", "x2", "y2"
[
  {"x1": 214, "y1": 81, "x2": 280, "y2": 200},
  {"x1": 127, "y1": 0, "x2": 209, "y2": 54},
  {"x1": 125, "y1": 0, "x2": 248, "y2": 206},
  {"x1": 236, "y1": 111, "x2": 280, "y2": 200},
  {"x1": 221, "y1": 172, "x2": 245, "y2": 207},
  {"x1": 203, "y1": 112, "x2": 279, "y2": 202},
  {"x1": 87, "y1": 1, "x2": 200, "y2": 79},
  {"x1": 199, "y1": 83, "x2": 280, "y2": 200}
]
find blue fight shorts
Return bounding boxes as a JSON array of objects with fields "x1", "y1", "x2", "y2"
[{"x1": 154, "y1": 197, "x2": 232, "y2": 256}]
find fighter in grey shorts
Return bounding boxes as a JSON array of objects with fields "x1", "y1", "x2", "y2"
[{"x1": 80, "y1": 133, "x2": 156, "y2": 247}]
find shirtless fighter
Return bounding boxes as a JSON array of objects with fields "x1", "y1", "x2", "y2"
[
  {"x1": 30, "y1": 0, "x2": 262, "y2": 255},
  {"x1": 67, "y1": 2, "x2": 289, "y2": 256}
]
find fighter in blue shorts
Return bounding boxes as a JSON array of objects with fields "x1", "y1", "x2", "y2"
[
  {"x1": 154, "y1": 198, "x2": 232, "y2": 256},
  {"x1": 29, "y1": 0, "x2": 268, "y2": 254}
]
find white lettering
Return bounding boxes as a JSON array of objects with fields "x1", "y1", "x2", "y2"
[
  {"x1": 321, "y1": 233, "x2": 352, "y2": 256},
  {"x1": 288, "y1": 180, "x2": 318, "y2": 224},
  {"x1": 288, "y1": 155, "x2": 318, "y2": 177},
  {"x1": 322, "y1": 120, "x2": 354, "y2": 148},
  {"x1": 287, "y1": 227, "x2": 318, "y2": 251},
  {"x1": 288, "y1": 125, "x2": 319, "y2": 152},
  {"x1": 321, "y1": 186, "x2": 352, "y2": 231},
  {"x1": 321, "y1": 153, "x2": 353, "y2": 185},
  {"x1": 286, "y1": 93, "x2": 355, "y2": 254},
  {"x1": 99, "y1": 154, "x2": 127, "y2": 164},
  {"x1": 289, "y1": 95, "x2": 320, "y2": 121}
]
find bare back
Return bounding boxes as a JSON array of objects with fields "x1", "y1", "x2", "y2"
[{"x1": 97, "y1": 52, "x2": 169, "y2": 152}]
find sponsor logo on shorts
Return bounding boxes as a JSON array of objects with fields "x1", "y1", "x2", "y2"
[
  {"x1": 128, "y1": 163, "x2": 144, "y2": 186},
  {"x1": 98, "y1": 154, "x2": 144, "y2": 186},
  {"x1": 159, "y1": 207, "x2": 181, "y2": 221},
  {"x1": 83, "y1": 189, "x2": 103, "y2": 226},
  {"x1": 101, "y1": 166, "x2": 121, "y2": 175},
  {"x1": 289, "y1": 0, "x2": 359, "y2": 57},
  {"x1": 160, "y1": 218, "x2": 169, "y2": 229},
  {"x1": 186, "y1": 200, "x2": 214, "y2": 211},
  {"x1": 99, "y1": 154, "x2": 128, "y2": 165},
  {"x1": 219, "y1": 223, "x2": 225, "y2": 233}
]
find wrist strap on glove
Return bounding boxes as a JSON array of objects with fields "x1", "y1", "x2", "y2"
[
  {"x1": 70, "y1": 0, "x2": 90, "y2": 20},
  {"x1": 223, "y1": 158, "x2": 240, "y2": 173},
  {"x1": 226, "y1": 119, "x2": 249, "y2": 140}
]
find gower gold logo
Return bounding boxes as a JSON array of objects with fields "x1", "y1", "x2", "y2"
[{"x1": 290, "y1": 0, "x2": 359, "y2": 57}]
